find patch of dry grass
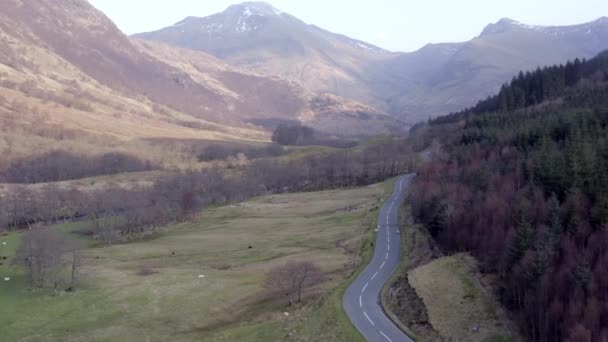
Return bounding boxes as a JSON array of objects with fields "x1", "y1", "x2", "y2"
[{"x1": 408, "y1": 254, "x2": 516, "y2": 342}]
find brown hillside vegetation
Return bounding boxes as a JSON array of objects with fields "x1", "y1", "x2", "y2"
[
  {"x1": 0, "y1": 0, "x2": 270, "y2": 165},
  {"x1": 135, "y1": 39, "x2": 408, "y2": 136}
]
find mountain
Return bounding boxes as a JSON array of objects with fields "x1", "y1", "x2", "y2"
[
  {"x1": 390, "y1": 17, "x2": 608, "y2": 117},
  {"x1": 137, "y1": 5, "x2": 608, "y2": 122},
  {"x1": 133, "y1": 2, "x2": 397, "y2": 112},
  {"x1": 0, "y1": 0, "x2": 405, "y2": 164}
]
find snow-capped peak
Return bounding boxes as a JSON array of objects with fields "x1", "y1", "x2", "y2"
[
  {"x1": 227, "y1": 2, "x2": 283, "y2": 18},
  {"x1": 481, "y1": 18, "x2": 552, "y2": 36},
  {"x1": 481, "y1": 17, "x2": 608, "y2": 38},
  {"x1": 217, "y1": 2, "x2": 285, "y2": 33}
]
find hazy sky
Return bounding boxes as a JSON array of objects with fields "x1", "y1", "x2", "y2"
[{"x1": 89, "y1": 0, "x2": 608, "y2": 52}]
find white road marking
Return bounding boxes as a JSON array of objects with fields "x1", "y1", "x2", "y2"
[
  {"x1": 364, "y1": 312, "x2": 375, "y2": 326},
  {"x1": 372, "y1": 271, "x2": 379, "y2": 280},
  {"x1": 380, "y1": 331, "x2": 393, "y2": 342},
  {"x1": 380, "y1": 261, "x2": 386, "y2": 269},
  {"x1": 359, "y1": 295, "x2": 363, "y2": 308},
  {"x1": 386, "y1": 253, "x2": 389, "y2": 260},
  {"x1": 362, "y1": 283, "x2": 369, "y2": 292}
]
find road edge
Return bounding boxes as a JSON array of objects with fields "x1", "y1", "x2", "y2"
[{"x1": 378, "y1": 201, "x2": 421, "y2": 341}]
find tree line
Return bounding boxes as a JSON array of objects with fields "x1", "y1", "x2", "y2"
[
  {"x1": 432, "y1": 50, "x2": 608, "y2": 125},
  {"x1": 198, "y1": 143, "x2": 286, "y2": 162},
  {"x1": 0, "y1": 150, "x2": 155, "y2": 183},
  {"x1": 271, "y1": 124, "x2": 359, "y2": 148},
  {"x1": 412, "y1": 51, "x2": 608, "y2": 341},
  {"x1": 0, "y1": 138, "x2": 415, "y2": 244}
]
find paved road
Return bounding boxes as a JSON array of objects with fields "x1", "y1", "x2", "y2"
[{"x1": 344, "y1": 174, "x2": 416, "y2": 342}]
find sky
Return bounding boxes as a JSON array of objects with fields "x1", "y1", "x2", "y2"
[{"x1": 89, "y1": 0, "x2": 608, "y2": 52}]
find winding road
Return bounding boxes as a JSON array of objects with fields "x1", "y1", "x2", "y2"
[{"x1": 343, "y1": 174, "x2": 416, "y2": 342}]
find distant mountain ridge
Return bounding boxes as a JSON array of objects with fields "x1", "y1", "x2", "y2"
[{"x1": 136, "y1": 4, "x2": 608, "y2": 123}]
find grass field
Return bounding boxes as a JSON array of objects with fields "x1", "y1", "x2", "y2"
[
  {"x1": 408, "y1": 254, "x2": 516, "y2": 342},
  {"x1": 0, "y1": 181, "x2": 394, "y2": 341}
]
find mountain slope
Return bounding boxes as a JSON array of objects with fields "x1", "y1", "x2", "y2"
[
  {"x1": 0, "y1": 0, "x2": 265, "y2": 146},
  {"x1": 137, "y1": 5, "x2": 608, "y2": 122},
  {"x1": 134, "y1": 39, "x2": 407, "y2": 136}
]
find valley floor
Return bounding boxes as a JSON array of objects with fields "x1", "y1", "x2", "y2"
[{"x1": 0, "y1": 181, "x2": 394, "y2": 341}]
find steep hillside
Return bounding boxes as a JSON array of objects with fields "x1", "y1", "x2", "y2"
[
  {"x1": 137, "y1": 4, "x2": 608, "y2": 123},
  {"x1": 0, "y1": 0, "x2": 269, "y2": 165}
]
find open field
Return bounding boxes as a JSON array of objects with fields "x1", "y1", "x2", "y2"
[
  {"x1": 408, "y1": 254, "x2": 517, "y2": 342},
  {"x1": 0, "y1": 180, "x2": 395, "y2": 341}
]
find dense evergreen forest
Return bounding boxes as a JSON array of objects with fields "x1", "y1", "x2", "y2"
[{"x1": 413, "y1": 51, "x2": 608, "y2": 341}]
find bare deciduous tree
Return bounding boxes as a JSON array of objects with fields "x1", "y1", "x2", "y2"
[
  {"x1": 14, "y1": 227, "x2": 84, "y2": 290},
  {"x1": 263, "y1": 261, "x2": 325, "y2": 306}
]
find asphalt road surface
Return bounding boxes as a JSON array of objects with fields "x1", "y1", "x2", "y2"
[{"x1": 343, "y1": 174, "x2": 416, "y2": 342}]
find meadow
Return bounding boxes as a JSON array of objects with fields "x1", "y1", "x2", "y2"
[{"x1": 0, "y1": 180, "x2": 395, "y2": 341}]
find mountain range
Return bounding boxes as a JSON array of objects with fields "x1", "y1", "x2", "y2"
[
  {"x1": 136, "y1": 2, "x2": 608, "y2": 122},
  {"x1": 0, "y1": 0, "x2": 607, "y2": 160}
]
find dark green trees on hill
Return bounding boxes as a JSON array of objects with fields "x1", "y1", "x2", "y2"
[
  {"x1": 433, "y1": 51, "x2": 608, "y2": 124},
  {"x1": 271, "y1": 124, "x2": 314, "y2": 146},
  {"x1": 413, "y1": 51, "x2": 608, "y2": 341}
]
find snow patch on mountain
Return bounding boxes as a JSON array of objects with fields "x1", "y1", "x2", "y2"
[
  {"x1": 511, "y1": 20, "x2": 544, "y2": 32},
  {"x1": 357, "y1": 42, "x2": 375, "y2": 51},
  {"x1": 482, "y1": 17, "x2": 608, "y2": 37},
  {"x1": 243, "y1": 7, "x2": 253, "y2": 18}
]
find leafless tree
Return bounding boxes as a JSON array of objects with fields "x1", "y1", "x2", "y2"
[
  {"x1": 14, "y1": 226, "x2": 84, "y2": 290},
  {"x1": 263, "y1": 261, "x2": 325, "y2": 306}
]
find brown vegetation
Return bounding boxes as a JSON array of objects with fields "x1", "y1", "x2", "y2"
[
  {"x1": 0, "y1": 138, "x2": 415, "y2": 245},
  {"x1": 13, "y1": 227, "x2": 83, "y2": 290},
  {"x1": 264, "y1": 261, "x2": 325, "y2": 306},
  {"x1": 0, "y1": 150, "x2": 155, "y2": 183}
]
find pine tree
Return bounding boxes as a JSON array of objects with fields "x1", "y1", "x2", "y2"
[
  {"x1": 545, "y1": 194, "x2": 563, "y2": 243},
  {"x1": 508, "y1": 217, "x2": 534, "y2": 270}
]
